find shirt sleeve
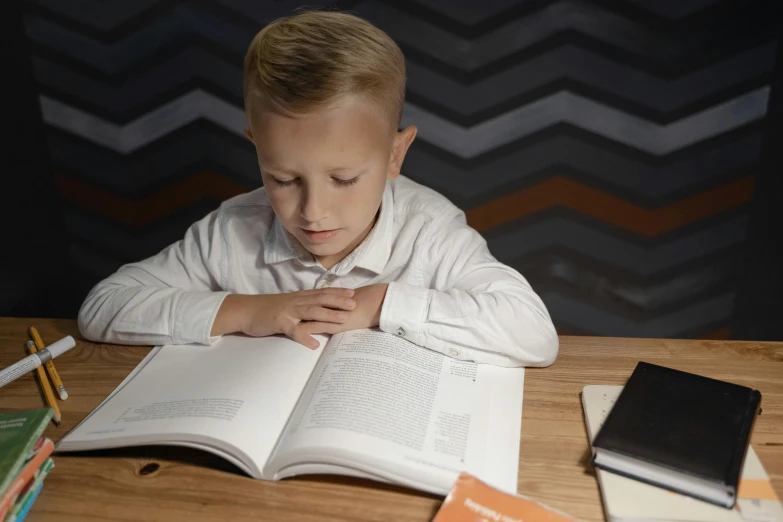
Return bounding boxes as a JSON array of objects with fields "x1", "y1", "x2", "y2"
[
  {"x1": 379, "y1": 209, "x2": 559, "y2": 367},
  {"x1": 77, "y1": 208, "x2": 230, "y2": 346}
]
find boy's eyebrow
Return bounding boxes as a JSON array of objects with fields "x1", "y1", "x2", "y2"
[
  {"x1": 263, "y1": 166, "x2": 298, "y2": 175},
  {"x1": 263, "y1": 164, "x2": 365, "y2": 175}
]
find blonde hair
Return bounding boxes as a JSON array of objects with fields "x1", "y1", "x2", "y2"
[{"x1": 243, "y1": 10, "x2": 406, "y2": 128}]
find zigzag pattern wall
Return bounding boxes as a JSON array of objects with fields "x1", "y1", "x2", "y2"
[{"x1": 24, "y1": 0, "x2": 779, "y2": 338}]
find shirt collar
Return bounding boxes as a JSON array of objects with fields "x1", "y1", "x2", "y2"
[
  {"x1": 342, "y1": 182, "x2": 394, "y2": 275},
  {"x1": 263, "y1": 214, "x2": 303, "y2": 265},
  {"x1": 262, "y1": 181, "x2": 394, "y2": 274}
]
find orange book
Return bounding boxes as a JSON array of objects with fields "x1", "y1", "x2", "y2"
[
  {"x1": 0, "y1": 437, "x2": 54, "y2": 520},
  {"x1": 433, "y1": 472, "x2": 582, "y2": 522}
]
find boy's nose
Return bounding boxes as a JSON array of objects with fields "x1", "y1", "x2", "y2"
[{"x1": 300, "y1": 191, "x2": 328, "y2": 223}]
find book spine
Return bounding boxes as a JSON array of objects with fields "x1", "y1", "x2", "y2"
[
  {"x1": 0, "y1": 439, "x2": 54, "y2": 521},
  {"x1": 5, "y1": 458, "x2": 54, "y2": 522},
  {"x1": 726, "y1": 390, "x2": 762, "y2": 495},
  {"x1": 6, "y1": 482, "x2": 43, "y2": 522},
  {"x1": 0, "y1": 411, "x2": 52, "y2": 497}
]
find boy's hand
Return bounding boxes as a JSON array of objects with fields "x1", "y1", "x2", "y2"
[{"x1": 212, "y1": 289, "x2": 356, "y2": 348}]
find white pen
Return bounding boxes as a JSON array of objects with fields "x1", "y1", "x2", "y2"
[{"x1": 0, "y1": 336, "x2": 76, "y2": 389}]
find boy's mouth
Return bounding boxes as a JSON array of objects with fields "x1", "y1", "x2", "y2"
[{"x1": 301, "y1": 228, "x2": 340, "y2": 243}]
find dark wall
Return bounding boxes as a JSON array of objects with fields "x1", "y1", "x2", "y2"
[
  {"x1": 4, "y1": 0, "x2": 782, "y2": 340},
  {"x1": 1, "y1": 2, "x2": 72, "y2": 318},
  {"x1": 732, "y1": 34, "x2": 783, "y2": 341}
]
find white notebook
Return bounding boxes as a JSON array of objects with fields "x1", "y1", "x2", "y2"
[{"x1": 582, "y1": 385, "x2": 783, "y2": 522}]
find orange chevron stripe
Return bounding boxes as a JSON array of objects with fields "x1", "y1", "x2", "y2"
[
  {"x1": 466, "y1": 175, "x2": 755, "y2": 236},
  {"x1": 702, "y1": 328, "x2": 731, "y2": 340},
  {"x1": 55, "y1": 171, "x2": 248, "y2": 227}
]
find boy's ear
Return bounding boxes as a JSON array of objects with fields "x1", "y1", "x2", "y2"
[
  {"x1": 387, "y1": 126, "x2": 417, "y2": 180},
  {"x1": 243, "y1": 128, "x2": 254, "y2": 142}
]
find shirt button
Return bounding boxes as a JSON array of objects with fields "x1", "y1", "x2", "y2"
[
  {"x1": 449, "y1": 348, "x2": 460, "y2": 357},
  {"x1": 396, "y1": 327, "x2": 405, "y2": 337}
]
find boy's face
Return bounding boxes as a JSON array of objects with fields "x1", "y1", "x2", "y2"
[{"x1": 245, "y1": 97, "x2": 417, "y2": 270}]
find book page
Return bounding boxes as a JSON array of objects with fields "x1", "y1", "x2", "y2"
[
  {"x1": 582, "y1": 385, "x2": 783, "y2": 522},
  {"x1": 267, "y1": 329, "x2": 524, "y2": 494},
  {"x1": 57, "y1": 334, "x2": 327, "y2": 477}
]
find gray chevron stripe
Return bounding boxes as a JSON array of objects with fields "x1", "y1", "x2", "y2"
[
  {"x1": 218, "y1": 0, "x2": 353, "y2": 22},
  {"x1": 65, "y1": 208, "x2": 215, "y2": 260},
  {"x1": 355, "y1": 0, "x2": 697, "y2": 70},
  {"x1": 39, "y1": 90, "x2": 247, "y2": 154},
  {"x1": 622, "y1": 0, "x2": 722, "y2": 19},
  {"x1": 31, "y1": 50, "x2": 243, "y2": 119},
  {"x1": 487, "y1": 214, "x2": 749, "y2": 276},
  {"x1": 405, "y1": 132, "x2": 761, "y2": 205},
  {"x1": 40, "y1": 87, "x2": 768, "y2": 156},
  {"x1": 516, "y1": 252, "x2": 737, "y2": 311},
  {"x1": 28, "y1": 0, "x2": 338, "y2": 31},
  {"x1": 543, "y1": 292, "x2": 734, "y2": 337},
  {"x1": 47, "y1": 122, "x2": 760, "y2": 201},
  {"x1": 28, "y1": 0, "x2": 161, "y2": 31},
  {"x1": 47, "y1": 128, "x2": 260, "y2": 193},
  {"x1": 24, "y1": 7, "x2": 254, "y2": 73},
  {"x1": 407, "y1": 42, "x2": 776, "y2": 117},
  {"x1": 402, "y1": 87, "x2": 769, "y2": 157},
  {"x1": 30, "y1": 39, "x2": 775, "y2": 124},
  {"x1": 413, "y1": 0, "x2": 723, "y2": 25},
  {"x1": 403, "y1": 0, "x2": 524, "y2": 25},
  {"x1": 28, "y1": 0, "x2": 756, "y2": 74}
]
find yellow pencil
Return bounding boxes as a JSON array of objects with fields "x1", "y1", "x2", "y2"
[
  {"x1": 29, "y1": 326, "x2": 68, "y2": 400},
  {"x1": 26, "y1": 340, "x2": 61, "y2": 426}
]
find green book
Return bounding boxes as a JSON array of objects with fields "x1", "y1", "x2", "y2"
[{"x1": 0, "y1": 409, "x2": 53, "y2": 497}]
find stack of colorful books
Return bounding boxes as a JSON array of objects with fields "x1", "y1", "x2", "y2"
[{"x1": 0, "y1": 409, "x2": 55, "y2": 522}]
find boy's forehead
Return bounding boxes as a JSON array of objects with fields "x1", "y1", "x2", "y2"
[
  {"x1": 249, "y1": 96, "x2": 393, "y2": 137},
  {"x1": 250, "y1": 100, "x2": 393, "y2": 169}
]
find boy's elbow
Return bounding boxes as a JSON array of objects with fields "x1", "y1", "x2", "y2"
[
  {"x1": 509, "y1": 312, "x2": 559, "y2": 368},
  {"x1": 524, "y1": 327, "x2": 559, "y2": 367},
  {"x1": 77, "y1": 298, "x2": 102, "y2": 343},
  {"x1": 77, "y1": 283, "x2": 115, "y2": 343}
]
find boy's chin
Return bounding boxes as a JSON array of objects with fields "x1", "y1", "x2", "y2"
[{"x1": 303, "y1": 241, "x2": 346, "y2": 256}]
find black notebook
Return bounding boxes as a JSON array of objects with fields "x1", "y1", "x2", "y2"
[{"x1": 591, "y1": 361, "x2": 761, "y2": 509}]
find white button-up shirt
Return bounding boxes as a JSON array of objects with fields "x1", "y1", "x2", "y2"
[{"x1": 78, "y1": 176, "x2": 559, "y2": 367}]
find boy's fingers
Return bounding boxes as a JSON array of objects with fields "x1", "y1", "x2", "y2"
[
  {"x1": 313, "y1": 293, "x2": 356, "y2": 310},
  {"x1": 302, "y1": 287, "x2": 354, "y2": 297},
  {"x1": 300, "y1": 306, "x2": 347, "y2": 324},
  {"x1": 298, "y1": 321, "x2": 343, "y2": 336},
  {"x1": 287, "y1": 324, "x2": 320, "y2": 350}
]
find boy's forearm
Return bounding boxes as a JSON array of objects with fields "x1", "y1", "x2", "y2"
[
  {"x1": 78, "y1": 278, "x2": 229, "y2": 346},
  {"x1": 379, "y1": 281, "x2": 558, "y2": 367},
  {"x1": 211, "y1": 294, "x2": 252, "y2": 336}
]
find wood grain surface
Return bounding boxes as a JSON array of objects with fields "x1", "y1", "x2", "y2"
[{"x1": 1, "y1": 318, "x2": 781, "y2": 522}]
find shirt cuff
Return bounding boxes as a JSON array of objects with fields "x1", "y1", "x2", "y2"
[
  {"x1": 379, "y1": 282, "x2": 431, "y2": 346},
  {"x1": 173, "y1": 290, "x2": 230, "y2": 345}
]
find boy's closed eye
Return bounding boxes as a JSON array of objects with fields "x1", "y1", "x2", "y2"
[{"x1": 270, "y1": 176, "x2": 360, "y2": 187}]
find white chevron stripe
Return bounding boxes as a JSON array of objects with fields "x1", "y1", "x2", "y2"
[
  {"x1": 39, "y1": 86, "x2": 769, "y2": 156},
  {"x1": 403, "y1": 87, "x2": 769, "y2": 157},
  {"x1": 39, "y1": 90, "x2": 247, "y2": 154}
]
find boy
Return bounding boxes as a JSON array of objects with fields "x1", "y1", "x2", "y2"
[{"x1": 78, "y1": 10, "x2": 558, "y2": 368}]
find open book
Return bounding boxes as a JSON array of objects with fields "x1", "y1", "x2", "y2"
[
  {"x1": 583, "y1": 385, "x2": 783, "y2": 522},
  {"x1": 57, "y1": 329, "x2": 525, "y2": 495}
]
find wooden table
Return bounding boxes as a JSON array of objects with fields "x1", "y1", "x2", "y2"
[{"x1": 1, "y1": 318, "x2": 781, "y2": 521}]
